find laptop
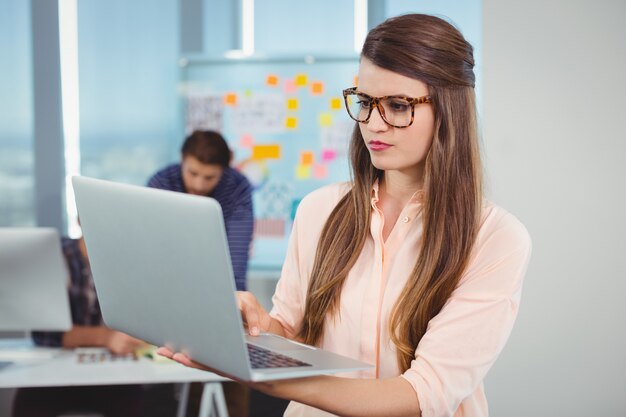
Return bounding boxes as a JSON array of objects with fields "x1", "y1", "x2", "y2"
[
  {"x1": 72, "y1": 175, "x2": 372, "y2": 381},
  {"x1": 0, "y1": 228, "x2": 71, "y2": 332}
]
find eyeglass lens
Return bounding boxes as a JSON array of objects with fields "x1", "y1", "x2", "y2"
[{"x1": 345, "y1": 93, "x2": 413, "y2": 127}]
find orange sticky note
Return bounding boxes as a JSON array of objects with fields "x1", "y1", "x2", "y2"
[
  {"x1": 300, "y1": 151, "x2": 314, "y2": 165},
  {"x1": 295, "y1": 164, "x2": 311, "y2": 180},
  {"x1": 295, "y1": 73, "x2": 308, "y2": 86},
  {"x1": 319, "y1": 112, "x2": 333, "y2": 127},
  {"x1": 285, "y1": 116, "x2": 298, "y2": 129},
  {"x1": 266, "y1": 74, "x2": 279, "y2": 86},
  {"x1": 353, "y1": 75, "x2": 359, "y2": 86},
  {"x1": 287, "y1": 98, "x2": 299, "y2": 110},
  {"x1": 313, "y1": 164, "x2": 328, "y2": 179},
  {"x1": 224, "y1": 92, "x2": 238, "y2": 106},
  {"x1": 330, "y1": 97, "x2": 342, "y2": 110},
  {"x1": 311, "y1": 81, "x2": 324, "y2": 95},
  {"x1": 252, "y1": 145, "x2": 281, "y2": 160}
]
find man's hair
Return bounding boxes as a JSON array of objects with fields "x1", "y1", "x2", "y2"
[{"x1": 181, "y1": 130, "x2": 231, "y2": 167}]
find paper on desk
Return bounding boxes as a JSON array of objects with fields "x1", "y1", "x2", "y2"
[{"x1": 135, "y1": 345, "x2": 173, "y2": 364}]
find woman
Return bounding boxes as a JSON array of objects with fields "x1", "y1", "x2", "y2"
[{"x1": 160, "y1": 13, "x2": 531, "y2": 417}]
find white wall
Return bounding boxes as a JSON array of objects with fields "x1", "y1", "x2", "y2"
[{"x1": 482, "y1": 0, "x2": 626, "y2": 415}]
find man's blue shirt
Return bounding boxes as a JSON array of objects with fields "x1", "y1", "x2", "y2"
[{"x1": 147, "y1": 164, "x2": 253, "y2": 291}]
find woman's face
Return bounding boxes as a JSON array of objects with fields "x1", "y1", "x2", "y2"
[{"x1": 357, "y1": 58, "x2": 435, "y2": 179}]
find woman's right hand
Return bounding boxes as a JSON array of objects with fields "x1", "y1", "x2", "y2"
[{"x1": 236, "y1": 291, "x2": 275, "y2": 336}]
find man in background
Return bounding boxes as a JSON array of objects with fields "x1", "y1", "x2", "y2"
[{"x1": 147, "y1": 130, "x2": 253, "y2": 291}]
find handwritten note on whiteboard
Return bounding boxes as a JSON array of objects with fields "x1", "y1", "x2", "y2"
[
  {"x1": 231, "y1": 93, "x2": 287, "y2": 134},
  {"x1": 185, "y1": 94, "x2": 224, "y2": 133},
  {"x1": 320, "y1": 119, "x2": 353, "y2": 156}
]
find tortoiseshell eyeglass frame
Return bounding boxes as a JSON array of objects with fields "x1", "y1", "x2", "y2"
[{"x1": 342, "y1": 86, "x2": 433, "y2": 128}]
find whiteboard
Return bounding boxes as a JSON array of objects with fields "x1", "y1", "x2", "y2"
[{"x1": 180, "y1": 55, "x2": 360, "y2": 270}]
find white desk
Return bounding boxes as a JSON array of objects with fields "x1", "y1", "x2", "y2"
[{"x1": 0, "y1": 344, "x2": 228, "y2": 417}]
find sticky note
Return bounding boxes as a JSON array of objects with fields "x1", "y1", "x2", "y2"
[
  {"x1": 295, "y1": 73, "x2": 308, "y2": 86},
  {"x1": 319, "y1": 112, "x2": 333, "y2": 127},
  {"x1": 285, "y1": 116, "x2": 298, "y2": 129},
  {"x1": 287, "y1": 98, "x2": 299, "y2": 110},
  {"x1": 300, "y1": 151, "x2": 314, "y2": 165},
  {"x1": 224, "y1": 93, "x2": 238, "y2": 106},
  {"x1": 330, "y1": 97, "x2": 342, "y2": 110},
  {"x1": 353, "y1": 75, "x2": 359, "y2": 86},
  {"x1": 321, "y1": 149, "x2": 336, "y2": 162},
  {"x1": 240, "y1": 134, "x2": 254, "y2": 148},
  {"x1": 244, "y1": 89, "x2": 253, "y2": 97},
  {"x1": 266, "y1": 74, "x2": 279, "y2": 87},
  {"x1": 313, "y1": 164, "x2": 328, "y2": 179},
  {"x1": 284, "y1": 79, "x2": 297, "y2": 94},
  {"x1": 295, "y1": 164, "x2": 311, "y2": 179},
  {"x1": 254, "y1": 218, "x2": 285, "y2": 237},
  {"x1": 252, "y1": 145, "x2": 281, "y2": 160},
  {"x1": 311, "y1": 81, "x2": 324, "y2": 95}
]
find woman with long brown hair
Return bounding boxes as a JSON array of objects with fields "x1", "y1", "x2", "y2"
[{"x1": 160, "y1": 13, "x2": 531, "y2": 417}]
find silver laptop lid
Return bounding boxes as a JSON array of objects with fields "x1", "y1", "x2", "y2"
[
  {"x1": 73, "y1": 176, "x2": 253, "y2": 380},
  {"x1": 0, "y1": 228, "x2": 72, "y2": 332}
]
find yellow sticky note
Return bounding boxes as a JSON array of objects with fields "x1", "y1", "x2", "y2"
[
  {"x1": 295, "y1": 73, "x2": 308, "y2": 86},
  {"x1": 244, "y1": 89, "x2": 253, "y2": 97},
  {"x1": 266, "y1": 74, "x2": 279, "y2": 87},
  {"x1": 287, "y1": 98, "x2": 299, "y2": 110},
  {"x1": 252, "y1": 145, "x2": 281, "y2": 160},
  {"x1": 300, "y1": 151, "x2": 314, "y2": 165},
  {"x1": 319, "y1": 112, "x2": 333, "y2": 127},
  {"x1": 311, "y1": 81, "x2": 324, "y2": 95},
  {"x1": 285, "y1": 116, "x2": 298, "y2": 129},
  {"x1": 330, "y1": 97, "x2": 342, "y2": 110},
  {"x1": 224, "y1": 93, "x2": 238, "y2": 106},
  {"x1": 295, "y1": 164, "x2": 311, "y2": 180}
]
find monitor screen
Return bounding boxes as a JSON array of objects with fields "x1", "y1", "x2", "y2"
[{"x1": 0, "y1": 228, "x2": 71, "y2": 331}]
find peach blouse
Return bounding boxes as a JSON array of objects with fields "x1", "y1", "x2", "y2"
[{"x1": 270, "y1": 182, "x2": 531, "y2": 417}]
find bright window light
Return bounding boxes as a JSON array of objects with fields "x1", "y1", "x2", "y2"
[
  {"x1": 354, "y1": 0, "x2": 367, "y2": 53},
  {"x1": 58, "y1": 0, "x2": 81, "y2": 238},
  {"x1": 242, "y1": 0, "x2": 254, "y2": 56}
]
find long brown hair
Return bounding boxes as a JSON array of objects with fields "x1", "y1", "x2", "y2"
[{"x1": 298, "y1": 14, "x2": 483, "y2": 372}]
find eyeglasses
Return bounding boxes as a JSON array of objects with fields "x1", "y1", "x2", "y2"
[{"x1": 342, "y1": 87, "x2": 432, "y2": 128}]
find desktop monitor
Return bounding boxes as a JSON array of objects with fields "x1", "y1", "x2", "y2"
[{"x1": 0, "y1": 228, "x2": 71, "y2": 331}]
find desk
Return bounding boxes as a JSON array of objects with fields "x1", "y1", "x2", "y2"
[{"x1": 0, "y1": 345, "x2": 228, "y2": 417}]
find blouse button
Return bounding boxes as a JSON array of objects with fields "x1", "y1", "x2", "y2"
[{"x1": 402, "y1": 216, "x2": 410, "y2": 223}]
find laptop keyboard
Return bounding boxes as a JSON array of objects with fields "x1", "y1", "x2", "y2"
[{"x1": 247, "y1": 343, "x2": 312, "y2": 369}]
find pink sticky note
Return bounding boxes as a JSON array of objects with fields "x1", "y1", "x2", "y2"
[
  {"x1": 284, "y1": 79, "x2": 297, "y2": 94},
  {"x1": 240, "y1": 134, "x2": 254, "y2": 148},
  {"x1": 313, "y1": 164, "x2": 328, "y2": 179},
  {"x1": 321, "y1": 149, "x2": 336, "y2": 162}
]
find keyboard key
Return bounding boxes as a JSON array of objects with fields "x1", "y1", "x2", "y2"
[{"x1": 247, "y1": 344, "x2": 312, "y2": 369}]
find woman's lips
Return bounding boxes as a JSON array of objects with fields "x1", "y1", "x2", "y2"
[{"x1": 368, "y1": 141, "x2": 392, "y2": 151}]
